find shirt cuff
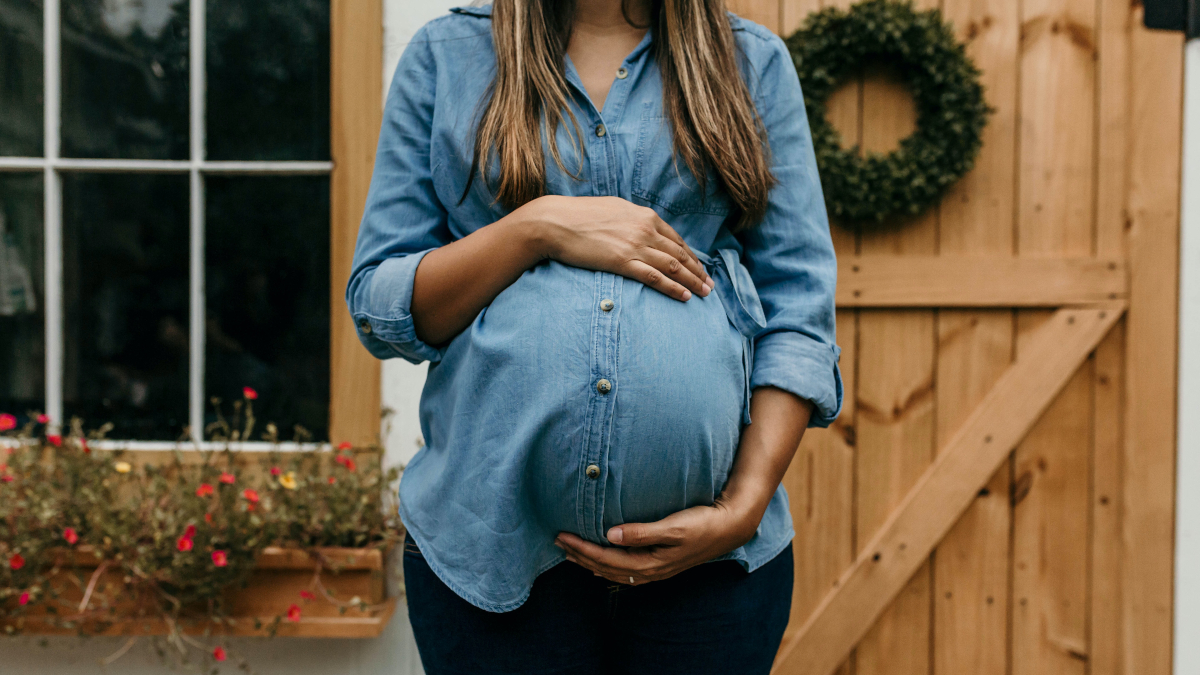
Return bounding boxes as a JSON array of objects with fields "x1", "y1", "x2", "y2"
[
  {"x1": 351, "y1": 249, "x2": 444, "y2": 365},
  {"x1": 750, "y1": 331, "x2": 843, "y2": 428}
]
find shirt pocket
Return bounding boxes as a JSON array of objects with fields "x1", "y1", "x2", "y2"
[{"x1": 631, "y1": 108, "x2": 732, "y2": 219}]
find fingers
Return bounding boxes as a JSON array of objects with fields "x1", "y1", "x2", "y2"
[
  {"x1": 607, "y1": 521, "x2": 685, "y2": 548},
  {"x1": 649, "y1": 216, "x2": 715, "y2": 290},
  {"x1": 554, "y1": 533, "x2": 669, "y2": 584},
  {"x1": 638, "y1": 247, "x2": 709, "y2": 300},
  {"x1": 625, "y1": 260, "x2": 693, "y2": 302}
]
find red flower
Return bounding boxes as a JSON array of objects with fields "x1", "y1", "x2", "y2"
[
  {"x1": 183, "y1": 524, "x2": 196, "y2": 539},
  {"x1": 177, "y1": 536, "x2": 194, "y2": 552},
  {"x1": 270, "y1": 466, "x2": 282, "y2": 477},
  {"x1": 242, "y1": 386, "x2": 258, "y2": 400},
  {"x1": 213, "y1": 646, "x2": 227, "y2": 662},
  {"x1": 286, "y1": 604, "x2": 302, "y2": 622},
  {"x1": 79, "y1": 437, "x2": 89, "y2": 454},
  {"x1": 242, "y1": 489, "x2": 259, "y2": 503},
  {"x1": 219, "y1": 472, "x2": 235, "y2": 485},
  {"x1": 212, "y1": 550, "x2": 228, "y2": 567},
  {"x1": 337, "y1": 441, "x2": 352, "y2": 451},
  {"x1": 0, "y1": 413, "x2": 16, "y2": 431},
  {"x1": 63, "y1": 528, "x2": 78, "y2": 545},
  {"x1": 35, "y1": 414, "x2": 49, "y2": 424},
  {"x1": 1, "y1": 475, "x2": 12, "y2": 484},
  {"x1": 299, "y1": 590, "x2": 316, "y2": 601},
  {"x1": 196, "y1": 483, "x2": 214, "y2": 497},
  {"x1": 18, "y1": 591, "x2": 29, "y2": 606},
  {"x1": 204, "y1": 513, "x2": 213, "y2": 524},
  {"x1": 335, "y1": 455, "x2": 357, "y2": 472},
  {"x1": 327, "y1": 476, "x2": 336, "y2": 485},
  {"x1": 9, "y1": 553, "x2": 24, "y2": 570},
  {"x1": 46, "y1": 434, "x2": 62, "y2": 447}
]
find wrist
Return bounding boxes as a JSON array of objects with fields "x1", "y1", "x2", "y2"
[
  {"x1": 714, "y1": 490, "x2": 770, "y2": 546},
  {"x1": 509, "y1": 196, "x2": 561, "y2": 262}
]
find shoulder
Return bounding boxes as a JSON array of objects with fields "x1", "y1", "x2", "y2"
[
  {"x1": 412, "y1": 5, "x2": 493, "y2": 46},
  {"x1": 727, "y1": 12, "x2": 790, "y2": 67}
]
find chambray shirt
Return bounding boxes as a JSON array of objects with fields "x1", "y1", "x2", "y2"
[{"x1": 347, "y1": 5, "x2": 842, "y2": 612}]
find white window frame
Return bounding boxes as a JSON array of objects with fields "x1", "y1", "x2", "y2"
[{"x1": 0, "y1": 0, "x2": 333, "y2": 449}]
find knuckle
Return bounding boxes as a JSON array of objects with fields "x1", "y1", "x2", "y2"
[
  {"x1": 668, "y1": 258, "x2": 682, "y2": 274},
  {"x1": 645, "y1": 269, "x2": 663, "y2": 285}
]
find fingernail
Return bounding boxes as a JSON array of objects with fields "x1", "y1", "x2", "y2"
[
  {"x1": 681, "y1": 289, "x2": 692, "y2": 301},
  {"x1": 608, "y1": 527, "x2": 623, "y2": 544},
  {"x1": 702, "y1": 282, "x2": 712, "y2": 295},
  {"x1": 553, "y1": 541, "x2": 563, "y2": 549},
  {"x1": 706, "y1": 275, "x2": 715, "y2": 286}
]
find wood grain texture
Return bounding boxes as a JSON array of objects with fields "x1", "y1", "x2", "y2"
[
  {"x1": 836, "y1": 256, "x2": 1126, "y2": 307},
  {"x1": 727, "y1": 0, "x2": 780, "y2": 32},
  {"x1": 1123, "y1": 9, "x2": 1183, "y2": 675},
  {"x1": 330, "y1": 0, "x2": 383, "y2": 446},
  {"x1": 1090, "y1": 320, "x2": 1125, "y2": 675},
  {"x1": 772, "y1": 306, "x2": 1124, "y2": 675}
]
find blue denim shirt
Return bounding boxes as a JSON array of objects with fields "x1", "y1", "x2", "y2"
[{"x1": 347, "y1": 5, "x2": 842, "y2": 612}]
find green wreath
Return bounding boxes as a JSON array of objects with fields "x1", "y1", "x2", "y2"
[{"x1": 786, "y1": 0, "x2": 991, "y2": 224}]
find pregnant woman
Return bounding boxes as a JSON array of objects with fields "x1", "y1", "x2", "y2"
[{"x1": 347, "y1": 1, "x2": 841, "y2": 672}]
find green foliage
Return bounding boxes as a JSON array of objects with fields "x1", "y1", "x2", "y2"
[
  {"x1": 787, "y1": 0, "x2": 992, "y2": 224},
  {"x1": 0, "y1": 397, "x2": 402, "y2": 670}
]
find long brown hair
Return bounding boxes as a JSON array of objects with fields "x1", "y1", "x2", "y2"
[{"x1": 467, "y1": 0, "x2": 774, "y2": 231}]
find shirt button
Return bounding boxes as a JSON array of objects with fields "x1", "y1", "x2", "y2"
[
  {"x1": 616, "y1": 67, "x2": 628, "y2": 79},
  {"x1": 586, "y1": 464, "x2": 600, "y2": 479},
  {"x1": 600, "y1": 299, "x2": 614, "y2": 312},
  {"x1": 596, "y1": 379, "x2": 612, "y2": 394},
  {"x1": 358, "y1": 319, "x2": 372, "y2": 335},
  {"x1": 595, "y1": 124, "x2": 606, "y2": 137}
]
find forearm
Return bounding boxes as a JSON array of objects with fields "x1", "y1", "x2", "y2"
[
  {"x1": 410, "y1": 203, "x2": 548, "y2": 346},
  {"x1": 718, "y1": 386, "x2": 813, "y2": 540}
]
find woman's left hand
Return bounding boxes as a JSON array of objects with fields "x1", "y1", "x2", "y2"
[{"x1": 554, "y1": 499, "x2": 757, "y2": 585}]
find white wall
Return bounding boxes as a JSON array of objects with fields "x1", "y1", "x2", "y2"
[
  {"x1": 0, "y1": 2, "x2": 459, "y2": 673},
  {"x1": 1176, "y1": 35, "x2": 1200, "y2": 675}
]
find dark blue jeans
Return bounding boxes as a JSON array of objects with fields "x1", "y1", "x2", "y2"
[{"x1": 403, "y1": 534, "x2": 793, "y2": 675}]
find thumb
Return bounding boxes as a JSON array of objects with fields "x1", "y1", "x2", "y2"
[{"x1": 607, "y1": 519, "x2": 682, "y2": 547}]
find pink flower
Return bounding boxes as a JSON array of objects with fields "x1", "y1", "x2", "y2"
[
  {"x1": 183, "y1": 524, "x2": 196, "y2": 539},
  {"x1": 63, "y1": 528, "x2": 78, "y2": 545},
  {"x1": 242, "y1": 489, "x2": 259, "y2": 503},
  {"x1": 35, "y1": 414, "x2": 49, "y2": 424},
  {"x1": 242, "y1": 386, "x2": 258, "y2": 400},
  {"x1": 1, "y1": 474, "x2": 12, "y2": 484},
  {"x1": 211, "y1": 550, "x2": 228, "y2": 567},
  {"x1": 196, "y1": 483, "x2": 214, "y2": 497},
  {"x1": 270, "y1": 466, "x2": 282, "y2": 477},
  {"x1": 299, "y1": 590, "x2": 316, "y2": 601},
  {"x1": 46, "y1": 434, "x2": 62, "y2": 447},
  {"x1": 213, "y1": 646, "x2": 227, "y2": 662},
  {"x1": 286, "y1": 604, "x2": 302, "y2": 622},
  {"x1": 9, "y1": 553, "x2": 24, "y2": 570},
  {"x1": 0, "y1": 413, "x2": 16, "y2": 431},
  {"x1": 219, "y1": 472, "x2": 235, "y2": 485},
  {"x1": 177, "y1": 536, "x2": 194, "y2": 552},
  {"x1": 18, "y1": 591, "x2": 29, "y2": 606},
  {"x1": 337, "y1": 441, "x2": 352, "y2": 451}
]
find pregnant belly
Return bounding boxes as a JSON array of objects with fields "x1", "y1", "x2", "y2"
[{"x1": 420, "y1": 259, "x2": 751, "y2": 539}]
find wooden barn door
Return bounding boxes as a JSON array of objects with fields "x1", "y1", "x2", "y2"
[{"x1": 725, "y1": 1, "x2": 1184, "y2": 674}]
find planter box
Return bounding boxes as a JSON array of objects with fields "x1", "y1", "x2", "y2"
[{"x1": 5, "y1": 546, "x2": 397, "y2": 639}]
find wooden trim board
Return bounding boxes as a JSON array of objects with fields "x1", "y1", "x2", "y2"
[
  {"x1": 836, "y1": 257, "x2": 1127, "y2": 307},
  {"x1": 329, "y1": 0, "x2": 384, "y2": 446},
  {"x1": 772, "y1": 305, "x2": 1125, "y2": 675}
]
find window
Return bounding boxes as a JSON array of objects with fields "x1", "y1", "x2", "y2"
[{"x1": 0, "y1": 0, "x2": 352, "y2": 444}]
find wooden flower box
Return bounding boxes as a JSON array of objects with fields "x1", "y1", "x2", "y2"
[{"x1": 5, "y1": 546, "x2": 397, "y2": 639}]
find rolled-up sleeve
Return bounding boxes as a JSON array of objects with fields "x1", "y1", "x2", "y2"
[
  {"x1": 742, "y1": 32, "x2": 843, "y2": 428},
  {"x1": 345, "y1": 24, "x2": 450, "y2": 365}
]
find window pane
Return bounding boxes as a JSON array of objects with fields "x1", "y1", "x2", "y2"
[
  {"x1": 206, "y1": 0, "x2": 330, "y2": 161},
  {"x1": 0, "y1": 173, "x2": 44, "y2": 421},
  {"x1": 63, "y1": 174, "x2": 189, "y2": 439},
  {"x1": 205, "y1": 177, "x2": 329, "y2": 441},
  {"x1": 0, "y1": 0, "x2": 43, "y2": 157},
  {"x1": 61, "y1": 0, "x2": 189, "y2": 160}
]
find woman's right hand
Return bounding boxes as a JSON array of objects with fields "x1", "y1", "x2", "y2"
[{"x1": 521, "y1": 195, "x2": 714, "y2": 302}]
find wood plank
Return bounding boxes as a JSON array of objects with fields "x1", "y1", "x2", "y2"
[
  {"x1": 836, "y1": 256, "x2": 1126, "y2": 307},
  {"x1": 330, "y1": 0, "x2": 383, "y2": 446},
  {"x1": 1123, "y1": 8, "x2": 1183, "y2": 675},
  {"x1": 781, "y1": 310, "x2": 856, "y2": 657},
  {"x1": 782, "y1": 0, "x2": 822, "y2": 36},
  {"x1": 727, "y1": 0, "x2": 780, "y2": 32},
  {"x1": 931, "y1": 1, "x2": 1020, "y2": 672},
  {"x1": 772, "y1": 305, "x2": 1124, "y2": 675},
  {"x1": 1090, "y1": 320, "x2": 1125, "y2": 675}
]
